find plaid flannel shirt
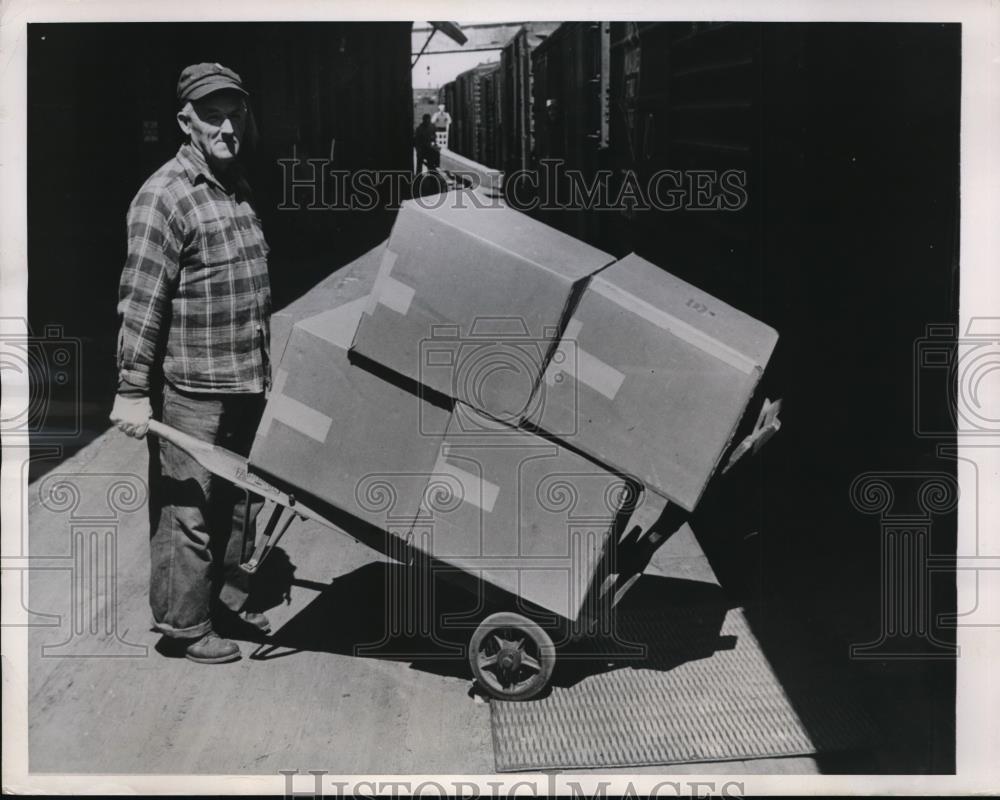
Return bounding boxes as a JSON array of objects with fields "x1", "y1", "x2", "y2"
[{"x1": 117, "y1": 142, "x2": 272, "y2": 396}]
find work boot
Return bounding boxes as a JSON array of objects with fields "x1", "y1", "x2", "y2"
[{"x1": 185, "y1": 630, "x2": 241, "y2": 664}]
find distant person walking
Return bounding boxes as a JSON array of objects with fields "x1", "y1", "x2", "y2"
[
  {"x1": 431, "y1": 104, "x2": 452, "y2": 150},
  {"x1": 431, "y1": 105, "x2": 451, "y2": 131},
  {"x1": 413, "y1": 113, "x2": 439, "y2": 174}
]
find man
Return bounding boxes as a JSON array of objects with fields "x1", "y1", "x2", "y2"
[
  {"x1": 430, "y1": 104, "x2": 451, "y2": 135},
  {"x1": 430, "y1": 104, "x2": 452, "y2": 151},
  {"x1": 110, "y1": 63, "x2": 272, "y2": 664},
  {"x1": 413, "y1": 113, "x2": 439, "y2": 174}
]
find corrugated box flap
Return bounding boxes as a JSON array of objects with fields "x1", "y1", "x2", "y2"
[
  {"x1": 296, "y1": 295, "x2": 370, "y2": 350},
  {"x1": 596, "y1": 253, "x2": 779, "y2": 368},
  {"x1": 400, "y1": 198, "x2": 615, "y2": 282}
]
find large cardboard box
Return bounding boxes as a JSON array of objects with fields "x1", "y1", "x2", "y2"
[
  {"x1": 408, "y1": 404, "x2": 640, "y2": 623},
  {"x1": 349, "y1": 198, "x2": 615, "y2": 423},
  {"x1": 268, "y1": 241, "x2": 387, "y2": 377},
  {"x1": 249, "y1": 295, "x2": 451, "y2": 540},
  {"x1": 525, "y1": 253, "x2": 779, "y2": 512}
]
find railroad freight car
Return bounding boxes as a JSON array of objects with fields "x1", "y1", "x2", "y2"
[
  {"x1": 520, "y1": 21, "x2": 767, "y2": 289},
  {"x1": 500, "y1": 23, "x2": 560, "y2": 175},
  {"x1": 440, "y1": 80, "x2": 458, "y2": 148},
  {"x1": 528, "y1": 21, "x2": 611, "y2": 243},
  {"x1": 607, "y1": 22, "x2": 762, "y2": 300},
  {"x1": 452, "y1": 65, "x2": 474, "y2": 158},
  {"x1": 507, "y1": 21, "x2": 960, "y2": 774},
  {"x1": 477, "y1": 62, "x2": 503, "y2": 168},
  {"x1": 451, "y1": 66, "x2": 471, "y2": 158},
  {"x1": 520, "y1": 19, "x2": 959, "y2": 458},
  {"x1": 450, "y1": 68, "x2": 477, "y2": 158},
  {"x1": 453, "y1": 61, "x2": 502, "y2": 162}
]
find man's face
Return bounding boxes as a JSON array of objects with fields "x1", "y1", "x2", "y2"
[{"x1": 178, "y1": 89, "x2": 248, "y2": 166}]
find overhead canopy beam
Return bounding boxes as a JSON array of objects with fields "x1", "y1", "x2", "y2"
[
  {"x1": 429, "y1": 22, "x2": 467, "y2": 44},
  {"x1": 413, "y1": 21, "x2": 476, "y2": 66},
  {"x1": 411, "y1": 47, "x2": 505, "y2": 55},
  {"x1": 411, "y1": 22, "x2": 537, "y2": 56},
  {"x1": 412, "y1": 22, "x2": 530, "y2": 33}
]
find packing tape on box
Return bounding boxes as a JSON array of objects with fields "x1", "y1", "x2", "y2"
[
  {"x1": 257, "y1": 368, "x2": 333, "y2": 443},
  {"x1": 591, "y1": 279, "x2": 758, "y2": 375},
  {"x1": 297, "y1": 295, "x2": 371, "y2": 349},
  {"x1": 543, "y1": 319, "x2": 626, "y2": 400},
  {"x1": 364, "y1": 248, "x2": 415, "y2": 316},
  {"x1": 421, "y1": 452, "x2": 500, "y2": 513}
]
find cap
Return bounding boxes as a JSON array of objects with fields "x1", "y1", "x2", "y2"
[{"x1": 176, "y1": 62, "x2": 248, "y2": 104}]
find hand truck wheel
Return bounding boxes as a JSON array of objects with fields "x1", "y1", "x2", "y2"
[{"x1": 469, "y1": 611, "x2": 556, "y2": 701}]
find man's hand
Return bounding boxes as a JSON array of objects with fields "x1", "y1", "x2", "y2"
[{"x1": 110, "y1": 394, "x2": 152, "y2": 439}]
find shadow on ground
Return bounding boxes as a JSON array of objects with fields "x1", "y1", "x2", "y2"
[{"x1": 245, "y1": 553, "x2": 736, "y2": 693}]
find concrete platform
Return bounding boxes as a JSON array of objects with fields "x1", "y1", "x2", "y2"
[
  {"x1": 24, "y1": 237, "x2": 825, "y2": 776},
  {"x1": 437, "y1": 148, "x2": 503, "y2": 199},
  {"x1": 25, "y1": 435, "x2": 820, "y2": 775}
]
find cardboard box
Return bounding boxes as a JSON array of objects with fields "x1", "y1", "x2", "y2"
[
  {"x1": 525, "y1": 253, "x2": 779, "y2": 512},
  {"x1": 268, "y1": 241, "x2": 387, "y2": 377},
  {"x1": 249, "y1": 294, "x2": 451, "y2": 542},
  {"x1": 349, "y1": 198, "x2": 615, "y2": 423},
  {"x1": 408, "y1": 403, "x2": 640, "y2": 622}
]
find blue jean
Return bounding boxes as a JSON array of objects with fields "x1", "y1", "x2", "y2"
[{"x1": 147, "y1": 382, "x2": 265, "y2": 639}]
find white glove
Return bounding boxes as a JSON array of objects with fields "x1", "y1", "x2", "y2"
[{"x1": 110, "y1": 394, "x2": 152, "y2": 439}]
